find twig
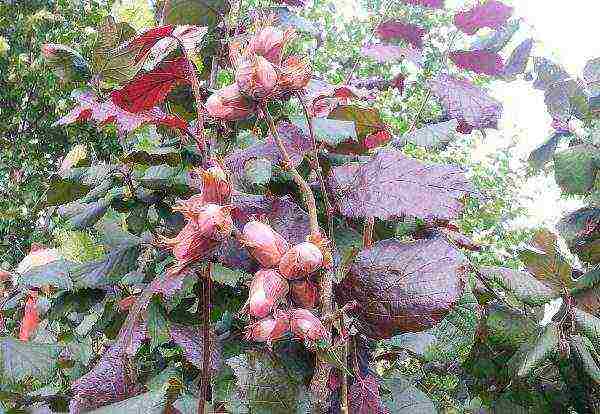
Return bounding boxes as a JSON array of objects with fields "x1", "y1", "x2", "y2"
[
  {"x1": 363, "y1": 217, "x2": 375, "y2": 248},
  {"x1": 296, "y1": 93, "x2": 336, "y2": 243},
  {"x1": 262, "y1": 105, "x2": 320, "y2": 236},
  {"x1": 198, "y1": 263, "x2": 212, "y2": 414}
]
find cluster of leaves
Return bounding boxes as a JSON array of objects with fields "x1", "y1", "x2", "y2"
[{"x1": 3, "y1": 0, "x2": 600, "y2": 414}]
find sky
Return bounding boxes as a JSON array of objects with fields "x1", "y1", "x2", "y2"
[{"x1": 333, "y1": 0, "x2": 600, "y2": 229}]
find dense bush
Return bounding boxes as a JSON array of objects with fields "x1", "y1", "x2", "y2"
[{"x1": 2, "y1": 0, "x2": 600, "y2": 413}]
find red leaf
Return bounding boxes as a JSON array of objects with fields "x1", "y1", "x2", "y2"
[
  {"x1": 327, "y1": 149, "x2": 474, "y2": 221},
  {"x1": 428, "y1": 73, "x2": 502, "y2": 131},
  {"x1": 349, "y1": 374, "x2": 388, "y2": 414},
  {"x1": 377, "y1": 20, "x2": 426, "y2": 49},
  {"x1": 392, "y1": 74, "x2": 405, "y2": 93},
  {"x1": 129, "y1": 25, "x2": 175, "y2": 62},
  {"x1": 112, "y1": 57, "x2": 190, "y2": 113},
  {"x1": 18, "y1": 292, "x2": 39, "y2": 341},
  {"x1": 454, "y1": 1, "x2": 513, "y2": 35},
  {"x1": 364, "y1": 130, "x2": 392, "y2": 149},
  {"x1": 449, "y1": 50, "x2": 504, "y2": 76},
  {"x1": 54, "y1": 89, "x2": 189, "y2": 135},
  {"x1": 403, "y1": 0, "x2": 443, "y2": 8}
]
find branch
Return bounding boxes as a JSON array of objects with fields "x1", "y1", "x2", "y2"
[
  {"x1": 362, "y1": 217, "x2": 374, "y2": 249},
  {"x1": 262, "y1": 105, "x2": 320, "y2": 236},
  {"x1": 197, "y1": 263, "x2": 212, "y2": 414}
]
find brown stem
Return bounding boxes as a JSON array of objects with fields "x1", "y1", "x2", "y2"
[
  {"x1": 262, "y1": 106, "x2": 320, "y2": 236},
  {"x1": 297, "y1": 93, "x2": 336, "y2": 243},
  {"x1": 198, "y1": 263, "x2": 212, "y2": 414},
  {"x1": 363, "y1": 217, "x2": 374, "y2": 248}
]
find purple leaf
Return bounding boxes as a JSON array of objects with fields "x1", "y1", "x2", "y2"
[
  {"x1": 231, "y1": 193, "x2": 313, "y2": 245},
  {"x1": 544, "y1": 79, "x2": 585, "y2": 123},
  {"x1": 449, "y1": 50, "x2": 504, "y2": 76},
  {"x1": 70, "y1": 344, "x2": 140, "y2": 413},
  {"x1": 454, "y1": 1, "x2": 513, "y2": 35},
  {"x1": 471, "y1": 19, "x2": 520, "y2": 53},
  {"x1": 392, "y1": 73, "x2": 405, "y2": 93},
  {"x1": 503, "y1": 38, "x2": 534, "y2": 79},
  {"x1": 361, "y1": 44, "x2": 423, "y2": 66},
  {"x1": 349, "y1": 374, "x2": 388, "y2": 414},
  {"x1": 327, "y1": 149, "x2": 475, "y2": 221},
  {"x1": 376, "y1": 20, "x2": 426, "y2": 49},
  {"x1": 336, "y1": 237, "x2": 467, "y2": 339},
  {"x1": 152, "y1": 270, "x2": 192, "y2": 298},
  {"x1": 327, "y1": 104, "x2": 391, "y2": 154},
  {"x1": 428, "y1": 73, "x2": 503, "y2": 131},
  {"x1": 532, "y1": 57, "x2": 570, "y2": 91},
  {"x1": 402, "y1": 0, "x2": 444, "y2": 8},
  {"x1": 275, "y1": 0, "x2": 309, "y2": 6},
  {"x1": 169, "y1": 324, "x2": 222, "y2": 371},
  {"x1": 224, "y1": 121, "x2": 311, "y2": 179}
]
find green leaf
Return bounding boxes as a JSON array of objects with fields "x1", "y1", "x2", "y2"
[
  {"x1": 479, "y1": 266, "x2": 557, "y2": 306},
  {"x1": 570, "y1": 334, "x2": 600, "y2": 383},
  {"x1": 138, "y1": 164, "x2": 177, "y2": 189},
  {"x1": 393, "y1": 119, "x2": 459, "y2": 150},
  {"x1": 528, "y1": 132, "x2": 568, "y2": 171},
  {"x1": 61, "y1": 144, "x2": 90, "y2": 170},
  {"x1": 328, "y1": 105, "x2": 387, "y2": 153},
  {"x1": 511, "y1": 323, "x2": 558, "y2": 378},
  {"x1": 225, "y1": 350, "x2": 304, "y2": 414},
  {"x1": 382, "y1": 377, "x2": 436, "y2": 413},
  {"x1": 124, "y1": 147, "x2": 181, "y2": 167},
  {"x1": 46, "y1": 176, "x2": 91, "y2": 206},
  {"x1": 70, "y1": 243, "x2": 141, "y2": 289},
  {"x1": 554, "y1": 144, "x2": 600, "y2": 195},
  {"x1": 42, "y1": 44, "x2": 92, "y2": 83},
  {"x1": 159, "y1": 0, "x2": 229, "y2": 28},
  {"x1": 423, "y1": 285, "x2": 481, "y2": 363},
  {"x1": 16, "y1": 259, "x2": 74, "y2": 291},
  {"x1": 485, "y1": 302, "x2": 538, "y2": 350},
  {"x1": 147, "y1": 297, "x2": 170, "y2": 351},
  {"x1": 87, "y1": 390, "x2": 166, "y2": 414},
  {"x1": 211, "y1": 263, "x2": 247, "y2": 287},
  {"x1": 91, "y1": 16, "x2": 142, "y2": 83},
  {"x1": 0, "y1": 337, "x2": 62, "y2": 382},
  {"x1": 64, "y1": 199, "x2": 112, "y2": 230},
  {"x1": 291, "y1": 116, "x2": 358, "y2": 146},
  {"x1": 573, "y1": 307, "x2": 600, "y2": 345},
  {"x1": 244, "y1": 157, "x2": 272, "y2": 186}
]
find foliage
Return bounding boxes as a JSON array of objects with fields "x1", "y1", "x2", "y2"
[{"x1": 2, "y1": 0, "x2": 599, "y2": 413}]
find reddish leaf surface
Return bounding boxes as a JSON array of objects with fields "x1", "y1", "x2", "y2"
[
  {"x1": 54, "y1": 89, "x2": 188, "y2": 135},
  {"x1": 361, "y1": 44, "x2": 423, "y2": 66},
  {"x1": 70, "y1": 344, "x2": 139, "y2": 413},
  {"x1": 503, "y1": 38, "x2": 534, "y2": 79},
  {"x1": 349, "y1": 374, "x2": 388, "y2": 414},
  {"x1": 327, "y1": 149, "x2": 474, "y2": 221},
  {"x1": 169, "y1": 324, "x2": 221, "y2": 371},
  {"x1": 377, "y1": 20, "x2": 426, "y2": 49},
  {"x1": 364, "y1": 130, "x2": 393, "y2": 149},
  {"x1": 449, "y1": 50, "x2": 504, "y2": 76},
  {"x1": 224, "y1": 121, "x2": 311, "y2": 177},
  {"x1": 18, "y1": 292, "x2": 39, "y2": 341},
  {"x1": 336, "y1": 237, "x2": 467, "y2": 339},
  {"x1": 402, "y1": 0, "x2": 443, "y2": 8},
  {"x1": 428, "y1": 73, "x2": 503, "y2": 131},
  {"x1": 129, "y1": 25, "x2": 175, "y2": 62},
  {"x1": 392, "y1": 73, "x2": 405, "y2": 93},
  {"x1": 454, "y1": 1, "x2": 513, "y2": 35},
  {"x1": 112, "y1": 57, "x2": 191, "y2": 113}
]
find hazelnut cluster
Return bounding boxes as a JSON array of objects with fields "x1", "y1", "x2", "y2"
[
  {"x1": 240, "y1": 220, "x2": 330, "y2": 346},
  {"x1": 206, "y1": 21, "x2": 311, "y2": 121}
]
